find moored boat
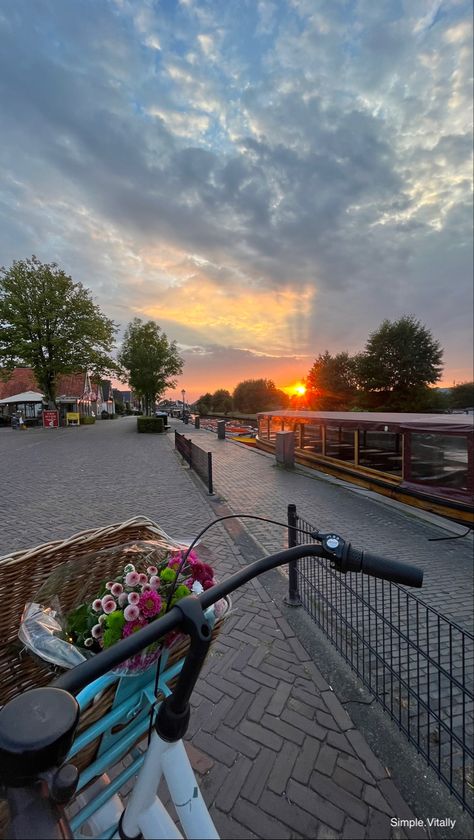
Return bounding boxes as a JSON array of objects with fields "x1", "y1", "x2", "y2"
[{"x1": 256, "y1": 411, "x2": 474, "y2": 526}]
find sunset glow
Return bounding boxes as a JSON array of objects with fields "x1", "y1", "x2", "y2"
[{"x1": 0, "y1": 1, "x2": 471, "y2": 402}]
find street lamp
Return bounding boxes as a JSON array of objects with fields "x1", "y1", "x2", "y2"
[{"x1": 181, "y1": 389, "x2": 186, "y2": 420}]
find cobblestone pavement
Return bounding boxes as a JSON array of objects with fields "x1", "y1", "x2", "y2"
[{"x1": 0, "y1": 420, "x2": 459, "y2": 838}]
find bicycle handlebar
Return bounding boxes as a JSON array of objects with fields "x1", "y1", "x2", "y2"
[{"x1": 0, "y1": 531, "x2": 423, "y2": 837}]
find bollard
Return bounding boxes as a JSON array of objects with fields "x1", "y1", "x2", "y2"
[
  {"x1": 194, "y1": 416, "x2": 200, "y2": 429},
  {"x1": 217, "y1": 420, "x2": 226, "y2": 439},
  {"x1": 275, "y1": 431, "x2": 295, "y2": 467}
]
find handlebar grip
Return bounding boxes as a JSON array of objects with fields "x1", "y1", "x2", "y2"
[{"x1": 354, "y1": 547, "x2": 423, "y2": 587}]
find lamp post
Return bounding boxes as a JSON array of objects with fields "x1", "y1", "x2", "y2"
[{"x1": 181, "y1": 389, "x2": 186, "y2": 420}]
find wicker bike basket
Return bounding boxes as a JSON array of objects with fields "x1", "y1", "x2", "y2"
[{"x1": 0, "y1": 516, "x2": 226, "y2": 774}]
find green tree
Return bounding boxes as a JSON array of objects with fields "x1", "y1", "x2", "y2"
[
  {"x1": 448, "y1": 381, "x2": 474, "y2": 410},
  {"x1": 0, "y1": 256, "x2": 119, "y2": 406},
  {"x1": 118, "y1": 318, "x2": 183, "y2": 415},
  {"x1": 195, "y1": 392, "x2": 213, "y2": 415},
  {"x1": 306, "y1": 351, "x2": 359, "y2": 410},
  {"x1": 356, "y1": 315, "x2": 443, "y2": 410},
  {"x1": 211, "y1": 388, "x2": 233, "y2": 413},
  {"x1": 232, "y1": 378, "x2": 289, "y2": 413}
]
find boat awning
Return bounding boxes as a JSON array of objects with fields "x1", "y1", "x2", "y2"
[{"x1": 0, "y1": 390, "x2": 44, "y2": 405}]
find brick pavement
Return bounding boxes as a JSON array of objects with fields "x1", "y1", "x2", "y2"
[{"x1": 0, "y1": 420, "x2": 446, "y2": 837}]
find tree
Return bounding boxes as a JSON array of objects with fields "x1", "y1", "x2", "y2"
[
  {"x1": 448, "y1": 382, "x2": 474, "y2": 410},
  {"x1": 195, "y1": 393, "x2": 213, "y2": 415},
  {"x1": 0, "y1": 256, "x2": 119, "y2": 406},
  {"x1": 118, "y1": 318, "x2": 183, "y2": 415},
  {"x1": 211, "y1": 389, "x2": 233, "y2": 413},
  {"x1": 306, "y1": 351, "x2": 359, "y2": 410},
  {"x1": 356, "y1": 315, "x2": 443, "y2": 410},
  {"x1": 232, "y1": 378, "x2": 289, "y2": 413}
]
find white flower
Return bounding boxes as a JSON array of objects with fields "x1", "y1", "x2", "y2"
[
  {"x1": 191, "y1": 580, "x2": 204, "y2": 594},
  {"x1": 84, "y1": 638, "x2": 93, "y2": 647},
  {"x1": 91, "y1": 624, "x2": 102, "y2": 639}
]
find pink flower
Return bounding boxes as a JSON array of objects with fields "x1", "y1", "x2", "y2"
[
  {"x1": 138, "y1": 589, "x2": 162, "y2": 618},
  {"x1": 147, "y1": 565, "x2": 158, "y2": 576},
  {"x1": 105, "y1": 581, "x2": 115, "y2": 590},
  {"x1": 92, "y1": 599, "x2": 103, "y2": 612},
  {"x1": 141, "y1": 583, "x2": 152, "y2": 592},
  {"x1": 128, "y1": 591, "x2": 140, "y2": 605},
  {"x1": 149, "y1": 575, "x2": 160, "y2": 589},
  {"x1": 125, "y1": 571, "x2": 140, "y2": 586},
  {"x1": 138, "y1": 573, "x2": 148, "y2": 584},
  {"x1": 118, "y1": 592, "x2": 129, "y2": 607},
  {"x1": 124, "y1": 604, "x2": 140, "y2": 622},
  {"x1": 111, "y1": 582, "x2": 123, "y2": 597},
  {"x1": 122, "y1": 618, "x2": 147, "y2": 637},
  {"x1": 102, "y1": 598, "x2": 117, "y2": 614},
  {"x1": 168, "y1": 553, "x2": 182, "y2": 569}
]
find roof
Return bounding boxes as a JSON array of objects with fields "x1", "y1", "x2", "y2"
[
  {"x1": 257, "y1": 410, "x2": 474, "y2": 433},
  {"x1": 0, "y1": 390, "x2": 44, "y2": 405},
  {"x1": 0, "y1": 368, "x2": 37, "y2": 399},
  {"x1": 0, "y1": 368, "x2": 92, "y2": 400}
]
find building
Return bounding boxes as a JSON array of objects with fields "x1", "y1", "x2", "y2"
[{"x1": 0, "y1": 368, "x2": 101, "y2": 426}]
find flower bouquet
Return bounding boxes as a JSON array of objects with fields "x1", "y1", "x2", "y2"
[{"x1": 19, "y1": 535, "x2": 228, "y2": 677}]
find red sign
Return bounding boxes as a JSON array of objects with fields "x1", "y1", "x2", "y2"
[{"x1": 43, "y1": 410, "x2": 59, "y2": 428}]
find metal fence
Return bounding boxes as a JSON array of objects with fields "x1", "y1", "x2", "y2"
[
  {"x1": 289, "y1": 505, "x2": 474, "y2": 816},
  {"x1": 175, "y1": 431, "x2": 213, "y2": 495}
]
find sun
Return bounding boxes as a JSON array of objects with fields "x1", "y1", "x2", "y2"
[{"x1": 293, "y1": 384, "x2": 306, "y2": 396}]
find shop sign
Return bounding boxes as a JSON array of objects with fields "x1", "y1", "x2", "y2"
[{"x1": 43, "y1": 410, "x2": 59, "y2": 428}]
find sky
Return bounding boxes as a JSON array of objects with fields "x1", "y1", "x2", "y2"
[{"x1": 0, "y1": 0, "x2": 472, "y2": 402}]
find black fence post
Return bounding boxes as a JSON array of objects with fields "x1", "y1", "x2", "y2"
[
  {"x1": 285, "y1": 503, "x2": 302, "y2": 607},
  {"x1": 207, "y1": 452, "x2": 214, "y2": 495}
]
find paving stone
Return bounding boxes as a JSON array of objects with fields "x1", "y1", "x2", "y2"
[
  {"x1": 320, "y1": 689, "x2": 353, "y2": 731},
  {"x1": 286, "y1": 779, "x2": 345, "y2": 831},
  {"x1": 342, "y1": 817, "x2": 366, "y2": 839},
  {"x1": 261, "y1": 713, "x2": 306, "y2": 746},
  {"x1": 247, "y1": 686, "x2": 274, "y2": 721},
  {"x1": 314, "y1": 744, "x2": 338, "y2": 777},
  {"x1": 346, "y1": 730, "x2": 388, "y2": 781},
  {"x1": 266, "y1": 681, "x2": 292, "y2": 716},
  {"x1": 224, "y1": 690, "x2": 254, "y2": 728},
  {"x1": 215, "y1": 724, "x2": 261, "y2": 759},
  {"x1": 281, "y1": 708, "x2": 327, "y2": 740},
  {"x1": 242, "y1": 665, "x2": 279, "y2": 689},
  {"x1": 211, "y1": 809, "x2": 258, "y2": 840},
  {"x1": 232, "y1": 799, "x2": 296, "y2": 840},
  {"x1": 215, "y1": 755, "x2": 253, "y2": 813},
  {"x1": 241, "y1": 747, "x2": 276, "y2": 804},
  {"x1": 332, "y1": 766, "x2": 364, "y2": 797},
  {"x1": 292, "y1": 735, "x2": 321, "y2": 784},
  {"x1": 260, "y1": 789, "x2": 318, "y2": 837},
  {"x1": 239, "y1": 720, "x2": 283, "y2": 751},
  {"x1": 267, "y1": 741, "x2": 299, "y2": 794},
  {"x1": 193, "y1": 731, "x2": 237, "y2": 767},
  {"x1": 310, "y1": 770, "x2": 369, "y2": 825}
]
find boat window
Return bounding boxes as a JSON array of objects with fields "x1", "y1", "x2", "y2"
[
  {"x1": 410, "y1": 433, "x2": 469, "y2": 491},
  {"x1": 300, "y1": 424, "x2": 322, "y2": 454},
  {"x1": 269, "y1": 417, "x2": 283, "y2": 441},
  {"x1": 325, "y1": 426, "x2": 355, "y2": 461},
  {"x1": 358, "y1": 431, "x2": 402, "y2": 475},
  {"x1": 258, "y1": 418, "x2": 269, "y2": 440}
]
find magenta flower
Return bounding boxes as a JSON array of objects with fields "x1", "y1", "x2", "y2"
[
  {"x1": 125, "y1": 571, "x2": 140, "y2": 586},
  {"x1": 111, "y1": 582, "x2": 123, "y2": 597},
  {"x1": 138, "y1": 589, "x2": 162, "y2": 618},
  {"x1": 124, "y1": 604, "x2": 140, "y2": 622},
  {"x1": 122, "y1": 618, "x2": 146, "y2": 637},
  {"x1": 147, "y1": 565, "x2": 158, "y2": 576},
  {"x1": 128, "y1": 591, "x2": 140, "y2": 605}
]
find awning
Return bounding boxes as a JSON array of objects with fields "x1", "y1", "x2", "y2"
[{"x1": 0, "y1": 390, "x2": 44, "y2": 405}]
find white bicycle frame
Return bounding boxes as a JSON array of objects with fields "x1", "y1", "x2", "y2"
[{"x1": 119, "y1": 730, "x2": 219, "y2": 840}]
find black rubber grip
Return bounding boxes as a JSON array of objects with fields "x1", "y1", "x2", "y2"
[{"x1": 357, "y1": 548, "x2": 423, "y2": 587}]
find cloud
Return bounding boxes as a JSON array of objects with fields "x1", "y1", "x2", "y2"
[{"x1": 0, "y1": 0, "x2": 472, "y2": 390}]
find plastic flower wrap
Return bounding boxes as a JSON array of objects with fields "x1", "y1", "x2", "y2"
[{"x1": 18, "y1": 537, "x2": 227, "y2": 676}]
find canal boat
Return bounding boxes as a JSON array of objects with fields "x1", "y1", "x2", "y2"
[{"x1": 256, "y1": 411, "x2": 474, "y2": 526}]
